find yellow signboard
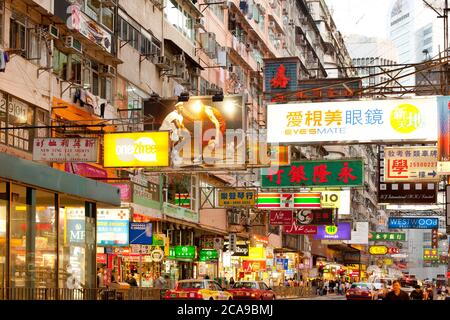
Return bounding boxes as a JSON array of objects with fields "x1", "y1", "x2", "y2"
[
  {"x1": 248, "y1": 247, "x2": 265, "y2": 260},
  {"x1": 218, "y1": 189, "x2": 256, "y2": 206},
  {"x1": 320, "y1": 191, "x2": 341, "y2": 208},
  {"x1": 369, "y1": 246, "x2": 388, "y2": 255},
  {"x1": 104, "y1": 132, "x2": 169, "y2": 167}
]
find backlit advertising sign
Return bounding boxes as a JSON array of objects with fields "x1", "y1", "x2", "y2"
[
  {"x1": 97, "y1": 208, "x2": 130, "y2": 246},
  {"x1": 313, "y1": 223, "x2": 351, "y2": 240},
  {"x1": 267, "y1": 97, "x2": 438, "y2": 144},
  {"x1": 388, "y1": 217, "x2": 439, "y2": 229},
  {"x1": 104, "y1": 132, "x2": 169, "y2": 167}
]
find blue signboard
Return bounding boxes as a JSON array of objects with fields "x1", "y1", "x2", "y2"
[
  {"x1": 388, "y1": 217, "x2": 438, "y2": 229},
  {"x1": 129, "y1": 222, "x2": 153, "y2": 245},
  {"x1": 276, "y1": 258, "x2": 289, "y2": 270}
]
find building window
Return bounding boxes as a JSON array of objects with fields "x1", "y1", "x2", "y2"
[
  {"x1": 210, "y1": 3, "x2": 224, "y2": 21},
  {"x1": 84, "y1": 0, "x2": 114, "y2": 32},
  {"x1": 10, "y1": 16, "x2": 26, "y2": 56},
  {"x1": 10, "y1": 11, "x2": 42, "y2": 62},
  {"x1": 0, "y1": 0, "x2": 4, "y2": 45},
  {"x1": 164, "y1": 0, "x2": 196, "y2": 43}
]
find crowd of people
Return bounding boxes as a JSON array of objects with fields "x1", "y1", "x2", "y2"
[{"x1": 311, "y1": 279, "x2": 350, "y2": 296}]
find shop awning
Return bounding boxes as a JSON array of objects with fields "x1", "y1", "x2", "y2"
[{"x1": 0, "y1": 152, "x2": 120, "y2": 206}]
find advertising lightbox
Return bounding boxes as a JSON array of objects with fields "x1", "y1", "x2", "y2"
[
  {"x1": 267, "y1": 97, "x2": 438, "y2": 144},
  {"x1": 388, "y1": 217, "x2": 439, "y2": 229},
  {"x1": 97, "y1": 208, "x2": 130, "y2": 246}
]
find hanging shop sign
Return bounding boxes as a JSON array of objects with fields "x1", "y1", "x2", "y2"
[
  {"x1": 369, "y1": 232, "x2": 406, "y2": 241},
  {"x1": 283, "y1": 220, "x2": 318, "y2": 235},
  {"x1": 199, "y1": 249, "x2": 218, "y2": 262},
  {"x1": 227, "y1": 243, "x2": 249, "y2": 256},
  {"x1": 388, "y1": 247, "x2": 400, "y2": 254},
  {"x1": 242, "y1": 260, "x2": 266, "y2": 272},
  {"x1": 378, "y1": 146, "x2": 437, "y2": 204},
  {"x1": 168, "y1": 246, "x2": 196, "y2": 260},
  {"x1": 388, "y1": 217, "x2": 439, "y2": 229},
  {"x1": 437, "y1": 161, "x2": 450, "y2": 175},
  {"x1": 33, "y1": 138, "x2": 99, "y2": 163},
  {"x1": 257, "y1": 193, "x2": 293, "y2": 209},
  {"x1": 423, "y1": 249, "x2": 439, "y2": 261},
  {"x1": 218, "y1": 189, "x2": 256, "y2": 206},
  {"x1": 97, "y1": 208, "x2": 130, "y2": 246},
  {"x1": 432, "y1": 229, "x2": 438, "y2": 249},
  {"x1": 261, "y1": 160, "x2": 364, "y2": 188},
  {"x1": 248, "y1": 247, "x2": 265, "y2": 260},
  {"x1": 313, "y1": 223, "x2": 351, "y2": 240},
  {"x1": 369, "y1": 246, "x2": 388, "y2": 255},
  {"x1": 163, "y1": 202, "x2": 199, "y2": 223},
  {"x1": 319, "y1": 190, "x2": 340, "y2": 208},
  {"x1": 383, "y1": 146, "x2": 438, "y2": 182},
  {"x1": 129, "y1": 222, "x2": 153, "y2": 245},
  {"x1": 200, "y1": 235, "x2": 215, "y2": 249},
  {"x1": 253, "y1": 235, "x2": 269, "y2": 245},
  {"x1": 152, "y1": 233, "x2": 166, "y2": 246},
  {"x1": 295, "y1": 209, "x2": 333, "y2": 226},
  {"x1": 447, "y1": 185, "x2": 450, "y2": 234},
  {"x1": 269, "y1": 210, "x2": 293, "y2": 225},
  {"x1": 267, "y1": 97, "x2": 438, "y2": 144},
  {"x1": 437, "y1": 96, "x2": 450, "y2": 161},
  {"x1": 151, "y1": 248, "x2": 164, "y2": 262},
  {"x1": 143, "y1": 95, "x2": 245, "y2": 170},
  {"x1": 103, "y1": 132, "x2": 169, "y2": 167},
  {"x1": 264, "y1": 57, "x2": 300, "y2": 93}
]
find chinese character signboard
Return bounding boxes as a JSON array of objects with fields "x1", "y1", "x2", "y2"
[
  {"x1": 437, "y1": 96, "x2": 450, "y2": 161},
  {"x1": 261, "y1": 160, "x2": 364, "y2": 188},
  {"x1": 388, "y1": 217, "x2": 439, "y2": 229},
  {"x1": 313, "y1": 223, "x2": 351, "y2": 240},
  {"x1": 264, "y1": 57, "x2": 299, "y2": 93},
  {"x1": 423, "y1": 249, "x2": 439, "y2": 261},
  {"x1": 129, "y1": 222, "x2": 152, "y2": 245},
  {"x1": 169, "y1": 246, "x2": 196, "y2": 260},
  {"x1": 369, "y1": 232, "x2": 406, "y2": 242},
  {"x1": 295, "y1": 209, "x2": 333, "y2": 226},
  {"x1": 218, "y1": 189, "x2": 256, "y2": 206},
  {"x1": 267, "y1": 98, "x2": 438, "y2": 144},
  {"x1": 432, "y1": 229, "x2": 438, "y2": 249},
  {"x1": 269, "y1": 210, "x2": 293, "y2": 225},
  {"x1": 384, "y1": 146, "x2": 438, "y2": 182},
  {"x1": 33, "y1": 138, "x2": 98, "y2": 162},
  {"x1": 378, "y1": 146, "x2": 437, "y2": 204},
  {"x1": 97, "y1": 208, "x2": 130, "y2": 246},
  {"x1": 199, "y1": 249, "x2": 218, "y2": 262}
]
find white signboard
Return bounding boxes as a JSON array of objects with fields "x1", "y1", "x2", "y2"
[
  {"x1": 267, "y1": 98, "x2": 438, "y2": 144},
  {"x1": 337, "y1": 190, "x2": 351, "y2": 216},
  {"x1": 33, "y1": 138, "x2": 99, "y2": 162},
  {"x1": 344, "y1": 222, "x2": 369, "y2": 245},
  {"x1": 384, "y1": 146, "x2": 438, "y2": 182},
  {"x1": 437, "y1": 162, "x2": 450, "y2": 175}
]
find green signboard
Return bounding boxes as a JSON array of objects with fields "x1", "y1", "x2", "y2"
[
  {"x1": 199, "y1": 249, "x2": 218, "y2": 262},
  {"x1": 261, "y1": 159, "x2": 364, "y2": 188},
  {"x1": 168, "y1": 246, "x2": 196, "y2": 260},
  {"x1": 369, "y1": 232, "x2": 406, "y2": 241}
]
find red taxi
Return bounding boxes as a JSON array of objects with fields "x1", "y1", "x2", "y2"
[
  {"x1": 163, "y1": 280, "x2": 233, "y2": 300},
  {"x1": 227, "y1": 281, "x2": 276, "y2": 300},
  {"x1": 346, "y1": 282, "x2": 376, "y2": 300}
]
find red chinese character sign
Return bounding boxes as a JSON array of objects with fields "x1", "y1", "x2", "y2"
[
  {"x1": 270, "y1": 64, "x2": 290, "y2": 89},
  {"x1": 264, "y1": 57, "x2": 300, "y2": 95},
  {"x1": 261, "y1": 160, "x2": 364, "y2": 188}
]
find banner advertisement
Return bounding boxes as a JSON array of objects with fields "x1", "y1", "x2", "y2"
[
  {"x1": 383, "y1": 146, "x2": 438, "y2": 182},
  {"x1": 97, "y1": 208, "x2": 130, "y2": 246},
  {"x1": 269, "y1": 210, "x2": 293, "y2": 225},
  {"x1": 283, "y1": 220, "x2": 318, "y2": 235},
  {"x1": 129, "y1": 222, "x2": 153, "y2": 245},
  {"x1": 64, "y1": 208, "x2": 85, "y2": 245},
  {"x1": 295, "y1": 209, "x2": 333, "y2": 226},
  {"x1": 104, "y1": 132, "x2": 169, "y2": 167},
  {"x1": 267, "y1": 97, "x2": 438, "y2": 144},
  {"x1": 262, "y1": 159, "x2": 364, "y2": 188},
  {"x1": 218, "y1": 189, "x2": 256, "y2": 206},
  {"x1": 313, "y1": 223, "x2": 351, "y2": 240},
  {"x1": 378, "y1": 146, "x2": 437, "y2": 204},
  {"x1": 242, "y1": 260, "x2": 266, "y2": 272},
  {"x1": 143, "y1": 95, "x2": 246, "y2": 170},
  {"x1": 369, "y1": 232, "x2": 406, "y2": 241},
  {"x1": 388, "y1": 217, "x2": 439, "y2": 229},
  {"x1": 33, "y1": 138, "x2": 98, "y2": 162}
]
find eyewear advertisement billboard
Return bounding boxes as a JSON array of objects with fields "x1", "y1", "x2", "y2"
[
  {"x1": 104, "y1": 132, "x2": 169, "y2": 167},
  {"x1": 143, "y1": 95, "x2": 246, "y2": 170},
  {"x1": 267, "y1": 98, "x2": 438, "y2": 144}
]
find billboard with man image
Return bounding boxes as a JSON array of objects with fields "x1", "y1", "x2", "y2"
[{"x1": 143, "y1": 95, "x2": 249, "y2": 170}]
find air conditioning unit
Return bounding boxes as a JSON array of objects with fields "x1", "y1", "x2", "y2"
[
  {"x1": 63, "y1": 36, "x2": 83, "y2": 54},
  {"x1": 269, "y1": 21, "x2": 276, "y2": 29},
  {"x1": 173, "y1": 54, "x2": 185, "y2": 64},
  {"x1": 154, "y1": 55, "x2": 172, "y2": 70},
  {"x1": 101, "y1": 65, "x2": 116, "y2": 77},
  {"x1": 46, "y1": 25, "x2": 59, "y2": 39},
  {"x1": 206, "y1": 87, "x2": 222, "y2": 95}
]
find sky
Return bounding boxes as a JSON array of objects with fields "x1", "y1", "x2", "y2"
[{"x1": 325, "y1": 0, "x2": 394, "y2": 39}]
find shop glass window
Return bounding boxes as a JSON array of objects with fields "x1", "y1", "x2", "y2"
[
  {"x1": 35, "y1": 190, "x2": 57, "y2": 288},
  {"x1": 58, "y1": 196, "x2": 86, "y2": 289},
  {"x1": 9, "y1": 184, "x2": 27, "y2": 288},
  {"x1": 0, "y1": 182, "x2": 6, "y2": 288}
]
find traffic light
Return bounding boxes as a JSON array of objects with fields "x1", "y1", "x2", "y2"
[{"x1": 229, "y1": 233, "x2": 237, "y2": 252}]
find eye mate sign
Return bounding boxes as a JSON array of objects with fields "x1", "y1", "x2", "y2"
[
  {"x1": 261, "y1": 159, "x2": 364, "y2": 188},
  {"x1": 267, "y1": 97, "x2": 438, "y2": 144}
]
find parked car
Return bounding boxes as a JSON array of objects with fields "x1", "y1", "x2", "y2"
[
  {"x1": 346, "y1": 282, "x2": 377, "y2": 300},
  {"x1": 164, "y1": 280, "x2": 233, "y2": 300},
  {"x1": 227, "y1": 281, "x2": 276, "y2": 300}
]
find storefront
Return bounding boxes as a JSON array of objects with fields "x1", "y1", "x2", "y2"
[
  {"x1": 0, "y1": 152, "x2": 120, "y2": 290},
  {"x1": 274, "y1": 252, "x2": 302, "y2": 285},
  {"x1": 164, "y1": 245, "x2": 196, "y2": 282}
]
